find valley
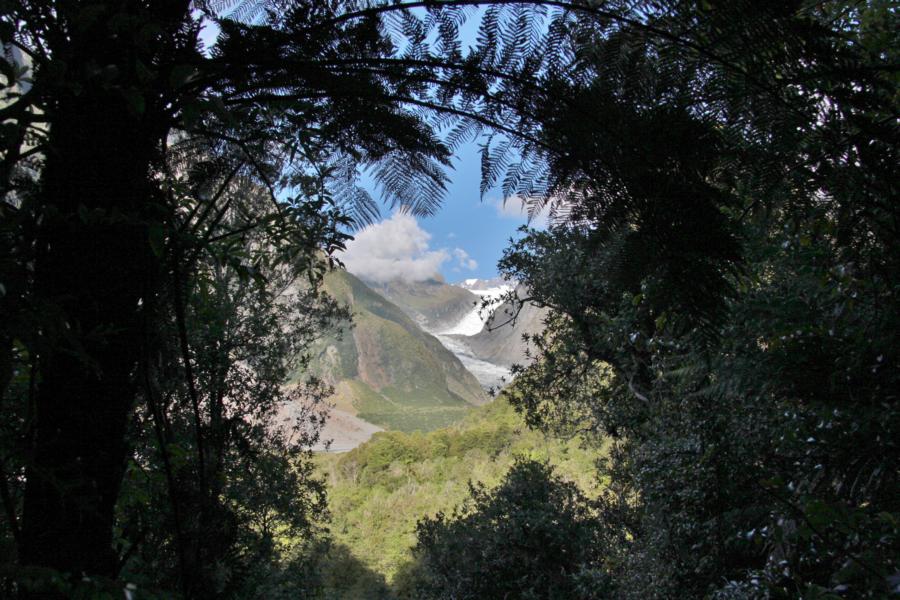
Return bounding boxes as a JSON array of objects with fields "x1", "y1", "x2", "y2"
[
  {"x1": 315, "y1": 398, "x2": 606, "y2": 598},
  {"x1": 297, "y1": 270, "x2": 582, "y2": 597},
  {"x1": 296, "y1": 271, "x2": 602, "y2": 600},
  {"x1": 303, "y1": 271, "x2": 539, "y2": 448}
]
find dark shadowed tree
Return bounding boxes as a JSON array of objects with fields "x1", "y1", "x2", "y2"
[
  {"x1": 496, "y1": 1, "x2": 899, "y2": 598},
  {"x1": 0, "y1": 0, "x2": 580, "y2": 594},
  {"x1": 399, "y1": 458, "x2": 611, "y2": 600},
  {"x1": 109, "y1": 175, "x2": 349, "y2": 598}
]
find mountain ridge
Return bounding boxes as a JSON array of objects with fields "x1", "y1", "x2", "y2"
[
  {"x1": 300, "y1": 269, "x2": 487, "y2": 434},
  {"x1": 362, "y1": 277, "x2": 478, "y2": 333}
]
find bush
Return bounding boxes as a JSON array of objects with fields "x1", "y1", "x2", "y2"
[{"x1": 399, "y1": 458, "x2": 612, "y2": 600}]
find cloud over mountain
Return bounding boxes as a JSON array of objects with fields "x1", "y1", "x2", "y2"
[
  {"x1": 341, "y1": 213, "x2": 475, "y2": 283},
  {"x1": 452, "y1": 248, "x2": 478, "y2": 271}
]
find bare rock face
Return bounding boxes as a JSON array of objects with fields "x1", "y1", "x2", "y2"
[
  {"x1": 450, "y1": 285, "x2": 549, "y2": 369},
  {"x1": 363, "y1": 277, "x2": 479, "y2": 333}
]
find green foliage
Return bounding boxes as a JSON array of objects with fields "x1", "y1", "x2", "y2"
[
  {"x1": 315, "y1": 398, "x2": 604, "y2": 594},
  {"x1": 114, "y1": 191, "x2": 345, "y2": 598},
  {"x1": 496, "y1": 2, "x2": 900, "y2": 599},
  {"x1": 399, "y1": 458, "x2": 611, "y2": 600},
  {"x1": 357, "y1": 406, "x2": 473, "y2": 434},
  {"x1": 2, "y1": 1, "x2": 896, "y2": 598},
  {"x1": 2, "y1": 1, "x2": 560, "y2": 591},
  {"x1": 317, "y1": 543, "x2": 394, "y2": 600}
]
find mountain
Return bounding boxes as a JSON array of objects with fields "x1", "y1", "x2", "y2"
[
  {"x1": 441, "y1": 278, "x2": 515, "y2": 336},
  {"x1": 449, "y1": 284, "x2": 549, "y2": 368},
  {"x1": 300, "y1": 270, "x2": 488, "y2": 434},
  {"x1": 457, "y1": 277, "x2": 514, "y2": 292},
  {"x1": 362, "y1": 277, "x2": 478, "y2": 332},
  {"x1": 359, "y1": 276, "x2": 544, "y2": 388}
]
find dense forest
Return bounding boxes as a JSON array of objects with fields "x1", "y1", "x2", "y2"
[
  {"x1": 0, "y1": 1, "x2": 897, "y2": 599},
  {"x1": 317, "y1": 397, "x2": 603, "y2": 597}
]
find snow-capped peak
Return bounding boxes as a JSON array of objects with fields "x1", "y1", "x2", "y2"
[
  {"x1": 442, "y1": 278, "x2": 516, "y2": 336},
  {"x1": 456, "y1": 277, "x2": 516, "y2": 292}
]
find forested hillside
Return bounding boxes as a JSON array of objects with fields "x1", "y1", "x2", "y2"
[{"x1": 314, "y1": 397, "x2": 604, "y2": 598}]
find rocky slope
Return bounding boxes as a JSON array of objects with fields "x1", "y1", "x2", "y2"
[
  {"x1": 363, "y1": 277, "x2": 478, "y2": 332},
  {"x1": 449, "y1": 284, "x2": 548, "y2": 368}
]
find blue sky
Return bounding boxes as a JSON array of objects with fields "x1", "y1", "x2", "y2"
[
  {"x1": 345, "y1": 143, "x2": 538, "y2": 283},
  {"x1": 341, "y1": 8, "x2": 542, "y2": 283},
  {"x1": 421, "y1": 144, "x2": 531, "y2": 281},
  {"x1": 199, "y1": 8, "x2": 540, "y2": 283}
]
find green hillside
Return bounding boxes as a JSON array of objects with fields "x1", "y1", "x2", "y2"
[
  {"x1": 314, "y1": 398, "x2": 607, "y2": 598},
  {"x1": 364, "y1": 278, "x2": 477, "y2": 332},
  {"x1": 300, "y1": 269, "x2": 487, "y2": 432}
]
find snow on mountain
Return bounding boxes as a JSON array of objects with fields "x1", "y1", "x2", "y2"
[
  {"x1": 455, "y1": 285, "x2": 549, "y2": 368},
  {"x1": 431, "y1": 333, "x2": 512, "y2": 391},
  {"x1": 440, "y1": 279, "x2": 549, "y2": 378},
  {"x1": 457, "y1": 277, "x2": 515, "y2": 292},
  {"x1": 442, "y1": 278, "x2": 516, "y2": 336}
]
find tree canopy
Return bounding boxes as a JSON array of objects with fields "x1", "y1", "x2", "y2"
[
  {"x1": 499, "y1": 1, "x2": 899, "y2": 598},
  {"x1": 1, "y1": 0, "x2": 897, "y2": 598}
]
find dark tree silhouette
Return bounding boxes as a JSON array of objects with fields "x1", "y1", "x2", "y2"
[{"x1": 0, "y1": 0, "x2": 555, "y2": 591}]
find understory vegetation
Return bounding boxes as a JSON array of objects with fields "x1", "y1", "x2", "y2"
[{"x1": 315, "y1": 397, "x2": 604, "y2": 597}]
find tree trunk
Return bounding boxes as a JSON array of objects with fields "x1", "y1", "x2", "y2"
[{"x1": 19, "y1": 89, "x2": 163, "y2": 585}]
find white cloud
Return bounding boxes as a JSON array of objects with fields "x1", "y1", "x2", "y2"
[
  {"x1": 489, "y1": 195, "x2": 549, "y2": 227},
  {"x1": 341, "y1": 213, "x2": 476, "y2": 283},
  {"x1": 453, "y1": 248, "x2": 478, "y2": 271}
]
